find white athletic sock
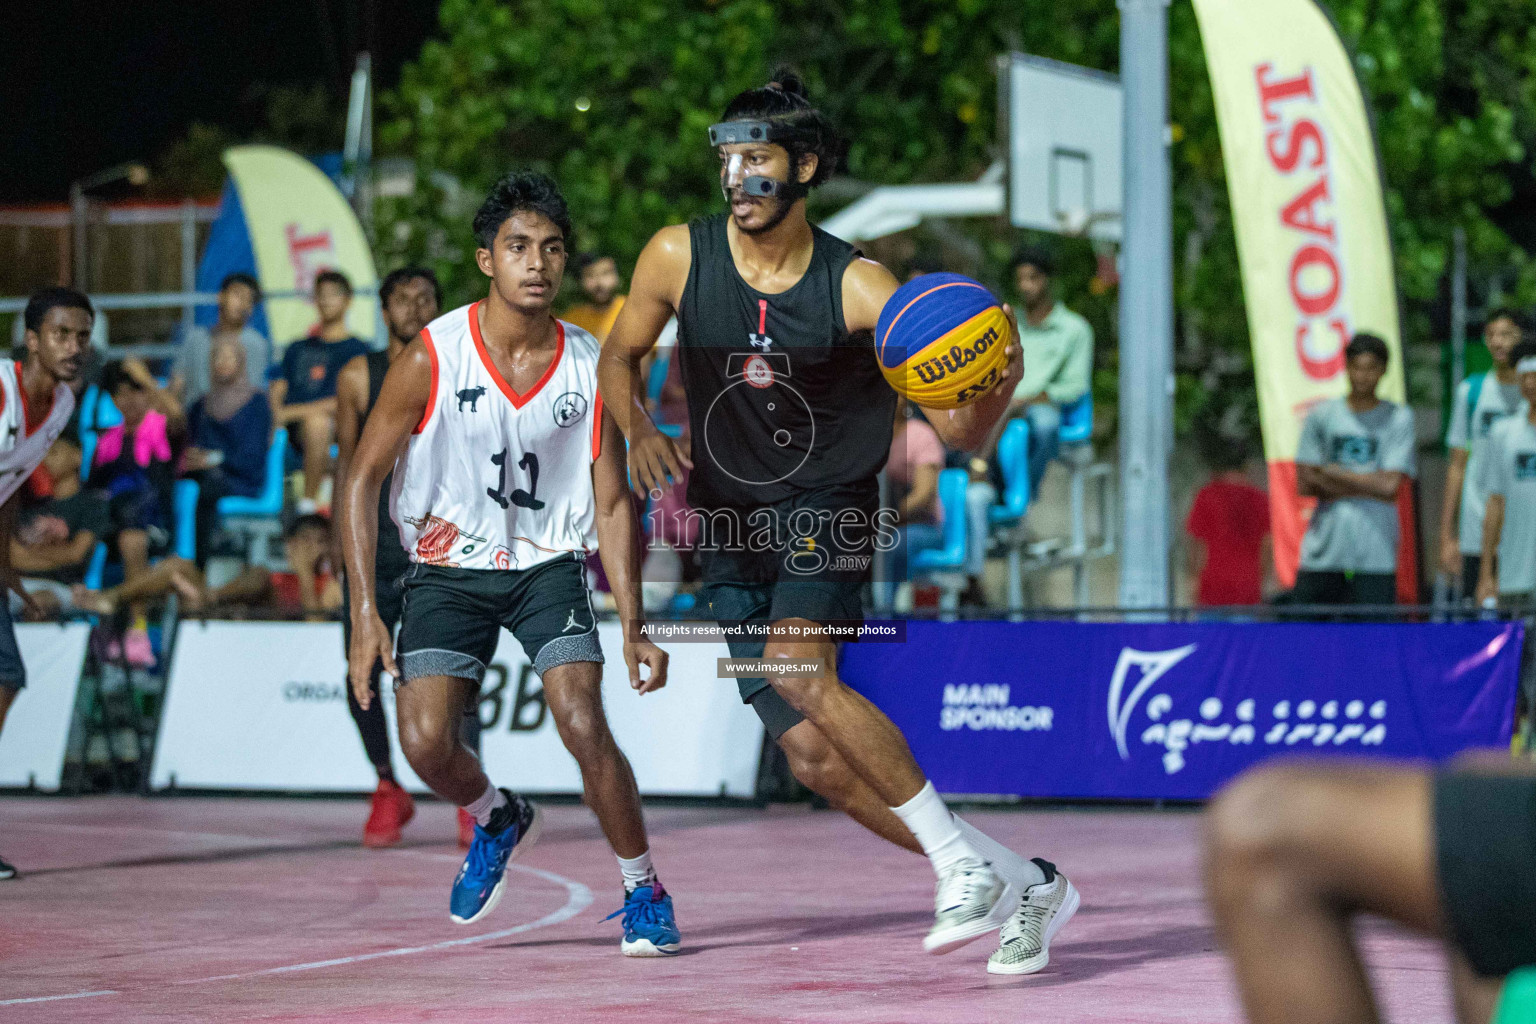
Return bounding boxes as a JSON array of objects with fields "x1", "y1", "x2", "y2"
[
  {"x1": 617, "y1": 850, "x2": 657, "y2": 892},
  {"x1": 464, "y1": 784, "x2": 508, "y2": 826},
  {"x1": 955, "y1": 816, "x2": 1048, "y2": 889},
  {"x1": 891, "y1": 781, "x2": 979, "y2": 876}
]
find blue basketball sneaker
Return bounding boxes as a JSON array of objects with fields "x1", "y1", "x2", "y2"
[
  {"x1": 449, "y1": 790, "x2": 541, "y2": 925},
  {"x1": 605, "y1": 882, "x2": 682, "y2": 956}
]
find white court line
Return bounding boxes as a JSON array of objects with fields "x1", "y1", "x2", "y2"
[
  {"x1": 0, "y1": 864, "x2": 592, "y2": 1008},
  {"x1": 0, "y1": 990, "x2": 119, "y2": 1007}
]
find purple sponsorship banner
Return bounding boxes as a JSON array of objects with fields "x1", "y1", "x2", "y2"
[{"x1": 839, "y1": 620, "x2": 1522, "y2": 800}]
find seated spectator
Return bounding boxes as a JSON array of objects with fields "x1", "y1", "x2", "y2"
[
  {"x1": 878, "y1": 402, "x2": 946, "y2": 609},
  {"x1": 89, "y1": 359, "x2": 187, "y2": 665},
  {"x1": 1292, "y1": 333, "x2": 1416, "y2": 606},
  {"x1": 1185, "y1": 435, "x2": 1271, "y2": 606},
  {"x1": 9, "y1": 436, "x2": 108, "y2": 619},
  {"x1": 172, "y1": 272, "x2": 268, "y2": 406},
  {"x1": 563, "y1": 253, "x2": 625, "y2": 341},
  {"x1": 991, "y1": 245, "x2": 1093, "y2": 494},
  {"x1": 184, "y1": 335, "x2": 272, "y2": 565},
  {"x1": 1476, "y1": 339, "x2": 1536, "y2": 607},
  {"x1": 271, "y1": 269, "x2": 371, "y2": 506},
  {"x1": 75, "y1": 513, "x2": 340, "y2": 621}
]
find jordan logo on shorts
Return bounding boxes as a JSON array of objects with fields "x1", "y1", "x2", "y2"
[{"x1": 562, "y1": 608, "x2": 583, "y2": 633}]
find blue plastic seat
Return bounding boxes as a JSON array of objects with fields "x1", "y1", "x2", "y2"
[
  {"x1": 217, "y1": 428, "x2": 288, "y2": 517},
  {"x1": 988, "y1": 418, "x2": 1031, "y2": 525},
  {"x1": 646, "y1": 350, "x2": 671, "y2": 408},
  {"x1": 1058, "y1": 391, "x2": 1093, "y2": 445},
  {"x1": 172, "y1": 479, "x2": 199, "y2": 561},
  {"x1": 83, "y1": 541, "x2": 109, "y2": 590},
  {"x1": 911, "y1": 468, "x2": 969, "y2": 573}
]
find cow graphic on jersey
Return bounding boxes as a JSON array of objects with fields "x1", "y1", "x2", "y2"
[{"x1": 457, "y1": 385, "x2": 486, "y2": 412}]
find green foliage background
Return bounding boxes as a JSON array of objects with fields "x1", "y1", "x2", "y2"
[{"x1": 365, "y1": 0, "x2": 1536, "y2": 446}]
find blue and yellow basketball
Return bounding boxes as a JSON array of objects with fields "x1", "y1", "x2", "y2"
[{"x1": 875, "y1": 273, "x2": 1011, "y2": 410}]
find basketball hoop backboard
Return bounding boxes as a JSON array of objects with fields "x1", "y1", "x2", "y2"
[{"x1": 1000, "y1": 53, "x2": 1123, "y2": 242}]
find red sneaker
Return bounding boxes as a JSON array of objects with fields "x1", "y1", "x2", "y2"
[
  {"x1": 457, "y1": 807, "x2": 475, "y2": 850},
  {"x1": 363, "y1": 780, "x2": 415, "y2": 848}
]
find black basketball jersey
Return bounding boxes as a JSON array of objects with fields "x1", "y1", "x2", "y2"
[
  {"x1": 364, "y1": 349, "x2": 409, "y2": 576},
  {"x1": 675, "y1": 214, "x2": 896, "y2": 509}
]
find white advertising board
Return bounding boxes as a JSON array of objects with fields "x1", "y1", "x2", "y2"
[
  {"x1": 150, "y1": 621, "x2": 763, "y2": 797},
  {"x1": 0, "y1": 623, "x2": 91, "y2": 790}
]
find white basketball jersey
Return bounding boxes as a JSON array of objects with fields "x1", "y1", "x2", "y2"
[
  {"x1": 391, "y1": 302, "x2": 603, "y2": 571},
  {"x1": 0, "y1": 362, "x2": 74, "y2": 506}
]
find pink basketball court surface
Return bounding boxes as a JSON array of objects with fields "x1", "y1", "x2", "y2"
[{"x1": 1, "y1": 797, "x2": 1452, "y2": 1023}]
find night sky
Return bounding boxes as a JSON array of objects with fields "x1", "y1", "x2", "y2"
[{"x1": 1, "y1": 0, "x2": 438, "y2": 202}]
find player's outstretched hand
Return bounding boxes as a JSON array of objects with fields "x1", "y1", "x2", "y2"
[
  {"x1": 628, "y1": 428, "x2": 692, "y2": 496},
  {"x1": 997, "y1": 303, "x2": 1025, "y2": 392},
  {"x1": 624, "y1": 638, "x2": 669, "y2": 695},
  {"x1": 348, "y1": 613, "x2": 398, "y2": 710}
]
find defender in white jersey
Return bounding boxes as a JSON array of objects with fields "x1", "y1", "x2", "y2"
[
  {"x1": 0, "y1": 288, "x2": 90, "y2": 880},
  {"x1": 342, "y1": 172, "x2": 681, "y2": 955}
]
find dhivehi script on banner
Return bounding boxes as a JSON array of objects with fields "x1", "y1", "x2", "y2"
[
  {"x1": 0, "y1": 623, "x2": 91, "y2": 791},
  {"x1": 150, "y1": 620, "x2": 762, "y2": 797},
  {"x1": 1192, "y1": 0, "x2": 1414, "y2": 594}
]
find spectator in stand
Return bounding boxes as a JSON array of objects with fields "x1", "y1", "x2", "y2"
[
  {"x1": 183, "y1": 335, "x2": 272, "y2": 566},
  {"x1": 1475, "y1": 340, "x2": 1536, "y2": 607},
  {"x1": 1185, "y1": 434, "x2": 1271, "y2": 606},
  {"x1": 563, "y1": 253, "x2": 626, "y2": 341},
  {"x1": 171, "y1": 272, "x2": 268, "y2": 406},
  {"x1": 878, "y1": 402, "x2": 946, "y2": 609},
  {"x1": 270, "y1": 270, "x2": 371, "y2": 507},
  {"x1": 997, "y1": 245, "x2": 1093, "y2": 494},
  {"x1": 89, "y1": 359, "x2": 187, "y2": 664},
  {"x1": 75, "y1": 513, "x2": 340, "y2": 621},
  {"x1": 1440, "y1": 308, "x2": 1525, "y2": 594},
  {"x1": 9, "y1": 435, "x2": 108, "y2": 618},
  {"x1": 1292, "y1": 333, "x2": 1416, "y2": 606}
]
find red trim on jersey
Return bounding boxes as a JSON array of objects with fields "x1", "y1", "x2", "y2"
[
  {"x1": 14, "y1": 361, "x2": 48, "y2": 436},
  {"x1": 414, "y1": 328, "x2": 438, "y2": 434},
  {"x1": 591, "y1": 390, "x2": 604, "y2": 461},
  {"x1": 468, "y1": 300, "x2": 565, "y2": 410}
]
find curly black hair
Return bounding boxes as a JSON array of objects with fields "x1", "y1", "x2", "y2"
[{"x1": 472, "y1": 171, "x2": 573, "y2": 250}]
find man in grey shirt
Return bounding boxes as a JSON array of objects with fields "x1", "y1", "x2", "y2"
[
  {"x1": 1440, "y1": 308, "x2": 1524, "y2": 589},
  {"x1": 1476, "y1": 339, "x2": 1536, "y2": 606},
  {"x1": 1292, "y1": 333, "x2": 1416, "y2": 605},
  {"x1": 172, "y1": 273, "x2": 269, "y2": 406}
]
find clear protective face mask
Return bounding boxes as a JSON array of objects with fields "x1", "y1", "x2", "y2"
[{"x1": 721, "y1": 152, "x2": 749, "y2": 194}]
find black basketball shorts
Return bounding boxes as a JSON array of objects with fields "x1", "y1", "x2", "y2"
[
  {"x1": 1434, "y1": 768, "x2": 1536, "y2": 978},
  {"x1": 696, "y1": 481, "x2": 878, "y2": 738},
  {"x1": 395, "y1": 554, "x2": 603, "y2": 684}
]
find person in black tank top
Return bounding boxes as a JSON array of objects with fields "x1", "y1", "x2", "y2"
[
  {"x1": 334, "y1": 267, "x2": 490, "y2": 850},
  {"x1": 599, "y1": 74, "x2": 1080, "y2": 970},
  {"x1": 676, "y1": 213, "x2": 895, "y2": 509}
]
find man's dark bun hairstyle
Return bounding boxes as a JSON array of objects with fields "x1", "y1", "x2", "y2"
[{"x1": 720, "y1": 67, "x2": 845, "y2": 188}]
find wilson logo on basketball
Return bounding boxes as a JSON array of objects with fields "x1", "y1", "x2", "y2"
[{"x1": 911, "y1": 324, "x2": 1001, "y2": 386}]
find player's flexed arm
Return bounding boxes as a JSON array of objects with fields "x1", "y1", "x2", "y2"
[
  {"x1": 597, "y1": 225, "x2": 692, "y2": 495},
  {"x1": 341, "y1": 340, "x2": 432, "y2": 708},
  {"x1": 842, "y1": 258, "x2": 1024, "y2": 452},
  {"x1": 590, "y1": 405, "x2": 669, "y2": 695}
]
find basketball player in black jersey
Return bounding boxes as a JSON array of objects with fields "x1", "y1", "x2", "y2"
[
  {"x1": 598, "y1": 73, "x2": 1079, "y2": 973},
  {"x1": 336, "y1": 266, "x2": 479, "y2": 849}
]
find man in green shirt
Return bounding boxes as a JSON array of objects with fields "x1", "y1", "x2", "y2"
[{"x1": 1001, "y1": 246, "x2": 1093, "y2": 492}]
